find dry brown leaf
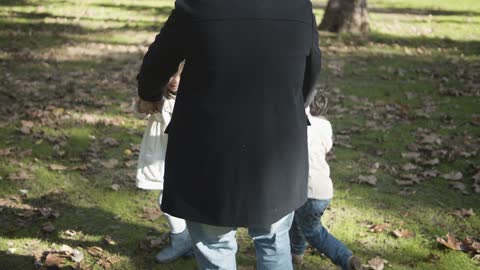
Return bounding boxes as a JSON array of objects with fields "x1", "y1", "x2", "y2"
[
  {"x1": 451, "y1": 208, "x2": 475, "y2": 218},
  {"x1": 103, "y1": 137, "x2": 119, "y2": 147},
  {"x1": 426, "y1": 253, "x2": 440, "y2": 263},
  {"x1": 72, "y1": 164, "x2": 89, "y2": 171},
  {"x1": 441, "y1": 171, "x2": 463, "y2": 181},
  {"x1": 87, "y1": 246, "x2": 104, "y2": 257},
  {"x1": 463, "y1": 237, "x2": 480, "y2": 254},
  {"x1": 20, "y1": 120, "x2": 34, "y2": 134},
  {"x1": 8, "y1": 170, "x2": 34, "y2": 181},
  {"x1": 422, "y1": 169, "x2": 438, "y2": 178},
  {"x1": 474, "y1": 183, "x2": 480, "y2": 194},
  {"x1": 149, "y1": 237, "x2": 167, "y2": 248},
  {"x1": 368, "y1": 162, "x2": 380, "y2": 174},
  {"x1": 421, "y1": 134, "x2": 442, "y2": 145},
  {"x1": 473, "y1": 171, "x2": 480, "y2": 182},
  {"x1": 401, "y1": 163, "x2": 417, "y2": 171},
  {"x1": 421, "y1": 158, "x2": 440, "y2": 166},
  {"x1": 392, "y1": 229, "x2": 415, "y2": 239},
  {"x1": 437, "y1": 233, "x2": 465, "y2": 251},
  {"x1": 42, "y1": 222, "x2": 56, "y2": 233},
  {"x1": 142, "y1": 207, "x2": 162, "y2": 221},
  {"x1": 367, "y1": 256, "x2": 386, "y2": 270},
  {"x1": 358, "y1": 175, "x2": 377, "y2": 186},
  {"x1": 38, "y1": 207, "x2": 60, "y2": 218},
  {"x1": 398, "y1": 188, "x2": 416, "y2": 196},
  {"x1": 451, "y1": 182, "x2": 469, "y2": 195},
  {"x1": 401, "y1": 152, "x2": 420, "y2": 159},
  {"x1": 44, "y1": 253, "x2": 63, "y2": 269},
  {"x1": 395, "y1": 180, "x2": 415, "y2": 186},
  {"x1": 124, "y1": 160, "x2": 136, "y2": 168},
  {"x1": 104, "y1": 235, "x2": 117, "y2": 246},
  {"x1": 0, "y1": 147, "x2": 14, "y2": 156},
  {"x1": 101, "y1": 159, "x2": 119, "y2": 169},
  {"x1": 49, "y1": 164, "x2": 68, "y2": 171},
  {"x1": 368, "y1": 223, "x2": 391, "y2": 233},
  {"x1": 71, "y1": 249, "x2": 84, "y2": 263}
]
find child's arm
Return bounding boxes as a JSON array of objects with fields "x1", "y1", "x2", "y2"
[{"x1": 136, "y1": 62, "x2": 184, "y2": 114}]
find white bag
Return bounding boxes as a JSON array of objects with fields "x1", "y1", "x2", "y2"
[{"x1": 135, "y1": 99, "x2": 175, "y2": 190}]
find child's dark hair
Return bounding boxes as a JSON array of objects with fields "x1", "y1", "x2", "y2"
[{"x1": 310, "y1": 89, "x2": 328, "y2": 116}]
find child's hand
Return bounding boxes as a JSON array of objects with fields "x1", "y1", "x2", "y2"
[
  {"x1": 163, "y1": 62, "x2": 184, "y2": 100},
  {"x1": 136, "y1": 98, "x2": 164, "y2": 114}
]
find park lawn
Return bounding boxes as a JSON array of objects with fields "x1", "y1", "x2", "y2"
[{"x1": 0, "y1": 0, "x2": 479, "y2": 269}]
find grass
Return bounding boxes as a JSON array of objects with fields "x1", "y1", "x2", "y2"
[{"x1": 0, "y1": 0, "x2": 479, "y2": 269}]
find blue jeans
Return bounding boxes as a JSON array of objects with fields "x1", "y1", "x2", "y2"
[
  {"x1": 290, "y1": 199, "x2": 352, "y2": 270},
  {"x1": 187, "y1": 213, "x2": 294, "y2": 270}
]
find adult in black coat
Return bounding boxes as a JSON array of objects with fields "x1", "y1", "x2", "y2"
[{"x1": 138, "y1": 0, "x2": 321, "y2": 229}]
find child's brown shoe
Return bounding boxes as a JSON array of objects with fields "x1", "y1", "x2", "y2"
[
  {"x1": 348, "y1": 256, "x2": 363, "y2": 270},
  {"x1": 292, "y1": 254, "x2": 304, "y2": 265}
]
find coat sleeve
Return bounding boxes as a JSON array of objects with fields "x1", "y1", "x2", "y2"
[
  {"x1": 302, "y1": 13, "x2": 322, "y2": 108},
  {"x1": 137, "y1": 8, "x2": 186, "y2": 102}
]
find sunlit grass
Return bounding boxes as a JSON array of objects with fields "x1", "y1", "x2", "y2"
[{"x1": 1, "y1": 0, "x2": 479, "y2": 269}]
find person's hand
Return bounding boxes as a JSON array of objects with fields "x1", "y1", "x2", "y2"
[
  {"x1": 163, "y1": 62, "x2": 184, "y2": 100},
  {"x1": 136, "y1": 98, "x2": 164, "y2": 114}
]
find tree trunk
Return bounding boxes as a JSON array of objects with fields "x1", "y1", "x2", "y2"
[{"x1": 318, "y1": 0, "x2": 369, "y2": 34}]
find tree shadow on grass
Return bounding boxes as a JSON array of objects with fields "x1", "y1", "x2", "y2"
[
  {"x1": 0, "y1": 197, "x2": 197, "y2": 270},
  {"x1": 93, "y1": 3, "x2": 173, "y2": 17},
  {"x1": 312, "y1": 3, "x2": 480, "y2": 16},
  {"x1": 339, "y1": 31, "x2": 480, "y2": 56}
]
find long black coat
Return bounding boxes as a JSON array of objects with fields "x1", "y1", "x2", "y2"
[{"x1": 138, "y1": 0, "x2": 322, "y2": 227}]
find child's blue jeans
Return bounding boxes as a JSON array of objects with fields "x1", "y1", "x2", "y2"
[{"x1": 290, "y1": 199, "x2": 353, "y2": 270}]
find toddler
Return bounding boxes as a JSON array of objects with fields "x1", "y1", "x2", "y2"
[{"x1": 290, "y1": 93, "x2": 363, "y2": 270}]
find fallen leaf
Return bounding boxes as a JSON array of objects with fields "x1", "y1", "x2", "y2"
[
  {"x1": 398, "y1": 188, "x2": 416, "y2": 196},
  {"x1": 64, "y1": 229, "x2": 77, "y2": 237},
  {"x1": 124, "y1": 160, "x2": 136, "y2": 168},
  {"x1": 392, "y1": 229, "x2": 415, "y2": 238},
  {"x1": 451, "y1": 208, "x2": 475, "y2": 218},
  {"x1": 369, "y1": 223, "x2": 391, "y2": 233},
  {"x1": 60, "y1": 244, "x2": 74, "y2": 253},
  {"x1": 441, "y1": 171, "x2": 463, "y2": 181},
  {"x1": 401, "y1": 163, "x2": 417, "y2": 171},
  {"x1": 437, "y1": 233, "x2": 465, "y2": 251},
  {"x1": 422, "y1": 169, "x2": 438, "y2": 178},
  {"x1": 149, "y1": 237, "x2": 167, "y2": 248},
  {"x1": 451, "y1": 182, "x2": 469, "y2": 195},
  {"x1": 401, "y1": 152, "x2": 420, "y2": 159},
  {"x1": 8, "y1": 170, "x2": 34, "y2": 181},
  {"x1": 87, "y1": 246, "x2": 104, "y2": 257},
  {"x1": 38, "y1": 207, "x2": 60, "y2": 218},
  {"x1": 48, "y1": 164, "x2": 68, "y2": 171},
  {"x1": 421, "y1": 134, "x2": 442, "y2": 145},
  {"x1": 368, "y1": 162, "x2": 380, "y2": 174},
  {"x1": 42, "y1": 222, "x2": 56, "y2": 233},
  {"x1": 44, "y1": 253, "x2": 63, "y2": 269},
  {"x1": 142, "y1": 207, "x2": 162, "y2": 221},
  {"x1": 102, "y1": 137, "x2": 119, "y2": 147},
  {"x1": 463, "y1": 237, "x2": 480, "y2": 254},
  {"x1": 367, "y1": 256, "x2": 386, "y2": 270},
  {"x1": 426, "y1": 253, "x2": 440, "y2": 263},
  {"x1": 421, "y1": 158, "x2": 440, "y2": 166},
  {"x1": 0, "y1": 147, "x2": 14, "y2": 156},
  {"x1": 473, "y1": 171, "x2": 480, "y2": 182},
  {"x1": 71, "y1": 249, "x2": 84, "y2": 263},
  {"x1": 395, "y1": 180, "x2": 415, "y2": 186},
  {"x1": 101, "y1": 159, "x2": 119, "y2": 169},
  {"x1": 358, "y1": 175, "x2": 377, "y2": 186},
  {"x1": 20, "y1": 120, "x2": 34, "y2": 134},
  {"x1": 399, "y1": 174, "x2": 421, "y2": 182}
]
